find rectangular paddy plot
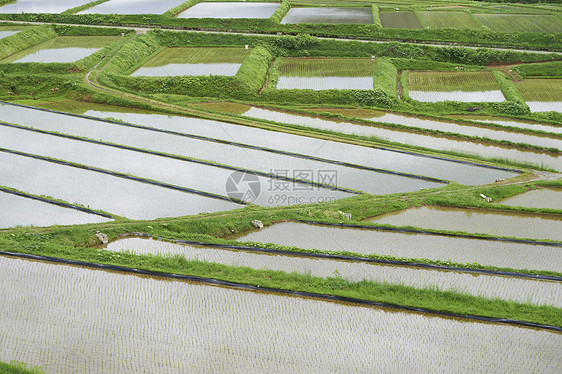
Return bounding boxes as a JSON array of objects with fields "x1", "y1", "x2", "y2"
[
  {"x1": 0, "y1": 124, "x2": 349, "y2": 207},
  {"x1": 379, "y1": 12, "x2": 423, "y2": 29},
  {"x1": 104, "y1": 237, "x2": 561, "y2": 306},
  {"x1": 281, "y1": 7, "x2": 373, "y2": 24},
  {"x1": 178, "y1": 2, "x2": 280, "y2": 19},
  {"x1": 369, "y1": 206, "x2": 562, "y2": 241},
  {"x1": 234, "y1": 221, "x2": 562, "y2": 273},
  {"x1": 474, "y1": 14, "x2": 562, "y2": 33},
  {"x1": 417, "y1": 11, "x2": 481, "y2": 29},
  {"x1": 0, "y1": 103, "x2": 446, "y2": 196},
  {"x1": 0, "y1": 0, "x2": 91, "y2": 13},
  {"x1": 76, "y1": 106, "x2": 520, "y2": 185},
  {"x1": 0, "y1": 190, "x2": 112, "y2": 228},
  {"x1": 131, "y1": 47, "x2": 251, "y2": 77},
  {"x1": 276, "y1": 57, "x2": 375, "y2": 90},
  {"x1": 0, "y1": 36, "x2": 121, "y2": 64},
  {"x1": 242, "y1": 107, "x2": 562, "y2": 171},
  {"x1": 1, "y1": 257, "x2": 560, "y2": 373},
  {"x1": 455, "y1": 115, "x2": 562, "y2": 135},
  {"x1": 515, "y1": 79, "x2": 562, "y2": 113},
  {"x1": 78, "y1": 0, "x2": 186, "y2": 14},
  {"x1": 407, "y1": 71, "x2": 505, "y2": 103},
  {"x1": 0, "y1": 151, "x2": 241, "y2": 220},
  {"x1": 496, "y1": 189, "x2": 562, "y2": 211}
]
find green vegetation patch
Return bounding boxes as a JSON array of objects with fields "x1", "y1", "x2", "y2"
[
  {"x1": 279, "y1": 57, "x2": 376, "y2": 77},
  {"x1": 407, "y1": 71, "x2": 501, "y2": 92},
  {"x1": 0, "y1": 361, "x2": 45, "y2": 374},
  {"x1": 417, "y1": 11, "x2": 481, "y2": 30},
  {"x1": 514, "y1": 61, "x2": 562, "y2": 79},
  {"x1": 379, "y1": 11, "x2": 423, "y2": 29},
  {"x1": 142, "y1": 47, "x2": 252, "y2": 67},
  {"x1": 515, "y1": 79, "x2": 562, "y2": 102},
  {"x1": 372, "y1": 57, "x2": 398, "y2": 98},
  {"x1": 474, "y1": 14, "x2": 562, "y2": 33}
]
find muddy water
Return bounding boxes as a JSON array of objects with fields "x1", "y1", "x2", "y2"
[
  {"x1": 496, "y1": 189, "x2": 562, "y2": 210},
  {"x1": 455, "y1": 115, "x2": 562, "y2": 135},
  {"x1": 409, "y1": 90, "x2": 506, "y2": 103},
  {"x1": 242, "y1": 107, "x2": 562, "y2": 171},
  {"x1": 79, "y1": 0, "x2": 186, "y2": 14},
  {"x1": 0, "y1": 0, "x2": 91, "y2": 13},
  {"x1": 1, "y1": 257, "x2": 560, "y2": 373},
  {"x1": 0, "y1": 103, "x2": 519, "y2": 185},
  {"x1": 131, "y1": 63, "x2": 243, "y2": 77},
  {"x1": 372, "y1": 113, "x2": 562, "y2": 150},
  {"x1": 0, "y1": 124, "x2": 350, "y2": 207},
  {"x1": 0, "y1": 104, "x2": 444, "y2": 195},
  {"x1": 104, "y1": 237, "x2": 562, "y2": 306},
  {"x1": 0, "y1": 190, "x2": 112, "y2": 228},
  {"x1": 234, "y1": 222, "x2": 562, "y2": 273},
  {"x1": 277, "y1": 76, "x2": 374, "y2": 90},
  {"x1": 527, "y1": 102, "x2": 562, "y2": 113},
  {"x1": 178, "y1": 2, "x2": 280, "y2": 19},
  {"x1": 281, "y1": 7, "x2": 374, "y2": 24},
  {"x1": 0, "y1": 151, "x2": 241, "y2": 219},
  {"x1": 369, "y1": 206, "x2": 562, "y2": 241}
]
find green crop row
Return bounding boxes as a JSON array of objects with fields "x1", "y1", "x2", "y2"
[{"x1": 372, "y1": 58, "x2": 398, "y2": 99}]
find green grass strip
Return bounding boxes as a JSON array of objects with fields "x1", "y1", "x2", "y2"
[
  {"x1": 62, "y1": 0, "x2": 110, "y2": 15},
  {"x1": 372, "y1": 5, "x2": 382, "y2": 28},
  {"x1": 235, "y1": 46, "x2": 273, "y2": 92},
  {"x1": 270, "y1": 1, "x2": 290, "y2": 24},
  {"x1": 493, "y1": 70, "x2": 527, "y2": 106},
  {"x1": 0, "y1": 361, "x2": 45, "y2": 374},
  {"x1": 373, "y1": 58, "x2": 398, "y2": 98}
]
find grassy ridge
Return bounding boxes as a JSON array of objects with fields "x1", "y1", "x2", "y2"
[
  {"x1": 0, "y1": 25, "x2": 57, "y2": 61},
  {"x1": 514, "y1": 61, "x2": 562, "y2": 78},
  {"x1": 101, "y1": 33, "x2": 162, "y2": 74},
  {"x1": 493, "y1": 70, "x2": 528, "y2": 107},
  {"x1": 372, "y1": 58, "x2": 398, "y2": 98},
  {"x1": 372, "y1": 5, "x2": 382, "y2": 28},
  {"x1": 270, "y1": 0, "x2": 291, "y2": 24},
  {"x1": 235, "y1": 46, "x2": 273, "y2": 92}
]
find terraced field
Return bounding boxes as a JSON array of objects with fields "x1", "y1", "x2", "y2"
[
  {"x1": 417, "y1": 11, "x2": 481, "y2": 29},
  {"x1": 379, "y1": 11, "x2": 423, "y2": 29},
  {"x1": 515, "y1": 79, "x2": 562, "y2": 113},
  {"x1": 474, "y1": 14, "x2": 562, "y2": 33}
]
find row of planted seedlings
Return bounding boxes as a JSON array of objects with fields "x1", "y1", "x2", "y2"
[{"x1": 0, "y1": 0, "x2": 559, "y2": 50}]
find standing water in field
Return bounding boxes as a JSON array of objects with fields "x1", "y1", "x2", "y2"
[
  {"x1": 281, "y1": 7, "x2": 374, "y2": 24},
  {"x1": 495, "y1": 189, "x2": 562, "y2": 210},
  {"x1": 454, "y1": 115, "x2": 562, "y2": 135},
  {"x1": 79, "y1": 0, "x2": 186, "y2": 14},
  {"x1": 0, "y1": 0, "x2": 91, "y2": 13},
  {"x1": 1, "y1": 257, "x2": 560, "y2": 373},
  {"x1": 368, "y1": 206, "x2": 562, "y2": 241},
  {"x1": 178, "y1": 2, "x2": 280, "y2": 19},
  {"x1": 0, "y1": 31, "x2": 18, "y2": 40}
]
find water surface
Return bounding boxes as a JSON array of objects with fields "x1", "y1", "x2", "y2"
[
  {"x1": 132, "y1": 63, "x2": 242, "y2": 77},
  {"x1": 277, "y1": 76, "x2": 373, "y2": 90},
  {"x1": 178, "y1": 2, "x2": 280, "y2": 19},
  {"x1": 79, "y1": 0, "x2": 186, "y2": 14},
  {"x1": 0, "y1": 30, "x2": 18, "y2": 40},
  {"x1": 0, "y1": 190, "x2": 112, "y2": 228},
  {"x1": 527, "y1": 102, "x2": 562, "y2": 113},
  {"x1": 456, "y1": 115, "x2": 562, "y2": 135},
  {"x1": 104, "y1": 237, "x2": 562, "y2": 306},
  {"x1": 281, "y1": 7, "x2": 373, "y2": 24},
  {"x1": 369, "y1": 206, "x2": 562, "y2": 241},
  {"x1": 234, "y1": 222, "x2": 562, "y2": 273},
  {"x1": 2, "y1": 257, "x2": 559, "y2": 373},
  {"x1": 496, "y1": 189, "x2": 562, "y2": 210},
  {"x1": 409, "y1": 90, "x2": 506, "y2": 103},
  {"x1": 0, "y1": 0, "x2": 91, "y2": 13}
]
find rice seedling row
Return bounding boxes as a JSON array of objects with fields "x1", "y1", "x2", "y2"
[
  {"x1": 369, "y1": 206, "x2": 562, "y2": 242},
  {"x1": 104, "y1": 237, "x2": 562, "y2": 307},
  {"x1": 1, "y1": 256, "x2": 560, "y2": 373},
  {"x1": 234, "y1": 222, "x2": 562, "y2": 273},
  {"x1": 474, "y1": 14, "x2": 562, "y2": 33},
  {"x1": 417, "y1": 11, "x2": 482, "y2": 30},
  {"x1": 379, "y1": 11, "x2": 423, "y2": 29}
]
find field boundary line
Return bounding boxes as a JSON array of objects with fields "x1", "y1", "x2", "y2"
[{"x1": 1, "y1": 251, "x2": 560, "y2": 332}]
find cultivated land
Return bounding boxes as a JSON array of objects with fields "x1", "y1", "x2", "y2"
[{"x1": 0, "y1": 0, "x2": 561, "y2": 372}]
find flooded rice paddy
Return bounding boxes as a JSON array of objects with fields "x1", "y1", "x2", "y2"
[
  {"x1": 0, "y1": 104, "x2": 445, "y2": 195},
  {"x1": 277, "y1": 76, "x2": 373, "y2": 90},
  {"x1": 0, "y1": 30, "x2": 18, "y2": 40},
  {"x1": 242, "y1": 107, "x2": 561, "y2": 171},
  {"x1": 234, "y1": 222, "x2": 562, "y2": 273},
  {"x1": 0, "y1": 190, "x2": 112, "y2": 228},
  {"x1": 78, "y1": 0, "x2": 186, "y2": 14},
  {"x1": 456, "y1": 115, "x2": 562, "y2": 135},
  {"x1": 0, "y1": 150, "x2": 241, "y2": 219},
  {"x1": 0, "y1": 36, "x2": 121, "y2": 64},
  {"x1": 0, "y1": 0, "x2": 91, "y2": 13},
  {"x1": 409, "y1": 90, "x2": 506, "y2": 103},
  {"x1": 369, "y1": 206, "x2": 562, "y2": 241},
  {"x1": 0, "y1": 124, "x2": 349, "y2": 206},
  {"x1": 527, "y1": 102, "x2": 562, "y2": 113},
  {"x1": 64, "y1": 105, "x2": 519, "y2": 185},
  {"x1": 281, "y1": 7, "x2": 374, "y2": 24},
  {"x1": 178, "y1": 2, "x2": 280, "y2": 19},
  {"x1": 1, "y1": 257, "x2": 560, "y2": 373},
  {"x1": 105, "y1": 237, "x2": 562, "y2": 306},
  {"x1": 496, "y1": 189, "x2": 562, "y2": 210},
  {"x1": 131, "y1": 47, "x2": 251, "y2": 77}
]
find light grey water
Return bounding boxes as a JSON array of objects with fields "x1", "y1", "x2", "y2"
[
  {"x1": 131, "y1": 63, "x2": 242, "y2": 77},
  {"x1": 0, "y1": 125, "x2": 349, "y2": 207},
  {"x1": 459, "y1": 116, "x2": 562, "y2": 135},
  {"x1": 234, "y1": 221, "x2": 562, "y2": 273},
  {"x1": 496, "y1": 189, "x2": 562, "y2": 210},
  {"x1": 0, "y1": 0, "x2": 91, "y2": 13},
  {"x1": 0, "y1": 151, "x2": 241, "y2": 219},
  {"x1": 178, "y1": 2, "x2": 280, "y2": 19},
  {"x1": 78, "y1": 0, "x2": 186, "y2": 14},
  {"x1": 277, "y1": 76, "x2": 374, "y2": 90},
  {"x1": 409, "y1": 90, "x2": 506, "y2": 103},
  {"x1": 0, "y1": 104, "x2": 445, "y2": 195},
  {"x1": 2, "y1": 257, "x2": 560, "y2": 373},
  {"x1": 0, "y1": 190, "x2": 112, "y2": 228},
  {"x1": 7, "y1": 47, "x2": 100, "y2": 63},
  {"x1": 75, "y1": 107, "x2": 519, "y2": 185},
  {"x1": 527, "y1": 101, "x2": 562, "y2": 113},
  {"x1": 0, "y1": 30, "x2": 18, "y2": 40},
  {"x1": 104, "y1": 237, "x2": 562, "y2": 306},
  {"x1": 281, "y1": 7, "x2": 374, "y2": 24}
]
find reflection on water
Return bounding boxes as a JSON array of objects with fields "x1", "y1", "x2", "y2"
[
  {"x1": 132, "y1": 63, "x2": 242, "y2": 77},
  {"x1": 527, "y1": 102, "x2": 562, "y2": 113},
  {"x1": 0, "y1": 0, "x2": 91, "y2": 13},
  {"x1": 496, "y1": 189, "x2": 562, "y2": 210},
  {"x1": 178, "y1": 2, "x2": 280, "y2": 19},
  {"x1": 277, "y1": 76, "x2": 373, "y2": 90},
  {"x1": 2, "y1": 257, "x2": 559, "y2": 372},
  {"x1": 369, "y1": 206, "x2": 562, "y2": 241},
  {"x1": 79, "y1": 0, "x2": 186, "y2": 14},
  {"x1": 234, "y1": 221, "x2": 562, "y2": 272},
  {"x1": 281, "y1": 7, "x2": 374, "y2": 24},
  {"x1": 456, "y1": 115, "x2": 562, "y2": 135},
  {"x1": 409, "y1": 90, "x2": 506, "y2": 103}
]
